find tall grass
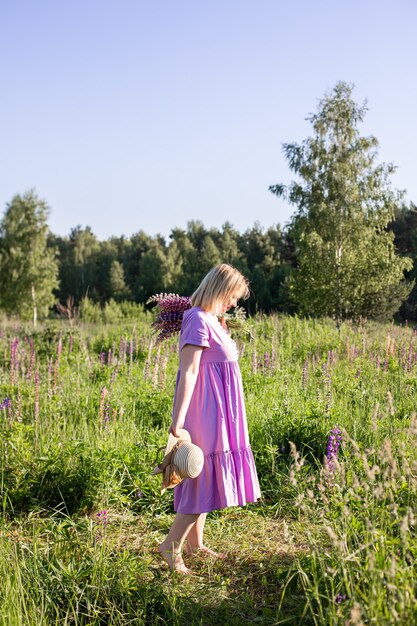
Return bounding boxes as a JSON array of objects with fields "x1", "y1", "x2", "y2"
[{"x1": 1, "y1": 313, "x2": 417, "y2": 624}]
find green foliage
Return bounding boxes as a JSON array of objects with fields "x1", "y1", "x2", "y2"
[
  {"x1": 108, "y1": 260, "x2": 131, "y2": 301},
  {"x1": 52, "y1": 219, "x2": 294, "y2": 313},
  {"x1": 0, "y1": 191, "x2": 59, "y2": 322},
  {"x1": 270, "y1": 82, "x2": 413, "y2": 322},
  {"x1": 79, "y1": 296, "x2": 102, "y2": 323}
]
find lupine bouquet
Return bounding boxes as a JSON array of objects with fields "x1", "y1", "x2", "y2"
[
  {"x1": 147, "y1": 293, "x2": 253, "y2": 342},
  {"x1": 146, "y1": 293, "x2": 192, "y2": 342}
]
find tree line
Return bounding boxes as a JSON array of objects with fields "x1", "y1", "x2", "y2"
[{"x1": 1, "y1": 82, "x2": 416, "y2": 324}]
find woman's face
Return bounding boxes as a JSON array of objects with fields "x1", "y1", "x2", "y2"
[{"x1": 220, "y1": 292, "x2": 240, "y2": 314}]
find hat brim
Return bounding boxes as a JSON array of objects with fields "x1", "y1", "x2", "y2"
[{"x1": 164, "y1": 428, "x2": 191, "y2": 455}]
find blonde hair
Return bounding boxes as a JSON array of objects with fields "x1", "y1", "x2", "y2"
[{"x1": 191, "y1": 264, "x2": 250, "y2": 311}]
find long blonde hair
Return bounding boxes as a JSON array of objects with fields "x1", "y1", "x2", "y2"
[{"x1": 191, "y1": 264, "x2": 250, "y2": 311}]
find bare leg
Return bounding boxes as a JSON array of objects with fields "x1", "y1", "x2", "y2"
[
  {"x1": 158, "y1": 513, "x2": 198, "y2": 574},
  {"x1": 184, "y1": 513, "x2": 225, "y2": 558}
]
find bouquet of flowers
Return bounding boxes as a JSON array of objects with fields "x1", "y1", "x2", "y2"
[
  {"x1": 146, "y1": 293, "x2": 192, "y2": 342},
  {"x1": 147, "y1": 293, "x2": 253, "y2": 343}
]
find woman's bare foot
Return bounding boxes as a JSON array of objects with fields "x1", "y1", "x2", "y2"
[
  {"x1": 157, "y1": 544, "x2": 192, "y2": 574},
  {"x1": 184, "y1": 542, "x2": 226, "y2": 559}
]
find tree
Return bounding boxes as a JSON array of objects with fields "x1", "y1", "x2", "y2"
[
  {"x1": 0, "y1": 191, "x2": 59, "y2": 324},
  {"x1": 270, "y1": 82, "x2": 413, "y2": 323},
  {"x1": 390, "y1": 203, "x2": 417, "y2": 320},
  {"x1": 108, "y1": 259, "x2": 131, "y2": 301},
  {"x1": 54, "y1": 226, "x2": 100, "y2": 303}
]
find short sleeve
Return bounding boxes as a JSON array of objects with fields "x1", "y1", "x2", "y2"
[{"x1": 179, "y1": 309, "x2": 210, "y2": 350}]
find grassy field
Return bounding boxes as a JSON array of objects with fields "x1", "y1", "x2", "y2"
[{"x1": 1, "y1": 309, "x2": 417, "y2": 625}]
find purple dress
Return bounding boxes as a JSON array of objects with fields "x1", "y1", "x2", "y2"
[{"x1": 173, "y1": 307, "x2": 261, "y2": 514}]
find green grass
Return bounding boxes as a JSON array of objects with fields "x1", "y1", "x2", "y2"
[{"x1": 1, "y1": 314, "x2": 417, "y2": 624}]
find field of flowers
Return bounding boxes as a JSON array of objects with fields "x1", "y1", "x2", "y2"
[{"x1": 1, "y1": 308, "x2": 417, "y2": 625}]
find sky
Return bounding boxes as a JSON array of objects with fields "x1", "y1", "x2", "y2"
[{"x1": 1, "y1": 0, "x2": 416, "y2": 241}]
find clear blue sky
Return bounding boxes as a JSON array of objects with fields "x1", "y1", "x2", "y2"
[{"x1": 1, "y1": 0, "x2": 416, "y2": 241}]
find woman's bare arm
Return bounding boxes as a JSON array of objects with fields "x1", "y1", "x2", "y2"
[{"x1": 170, "y1": 344, "x2": 203, "y2": 437}]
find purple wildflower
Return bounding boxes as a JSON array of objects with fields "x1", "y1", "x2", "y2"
[
  {"x1": 135, "y1": 489, "x2": 143, "y2": 499},
  {"x1": 251, "y1": 347, "x2": 257, "y2": 373},
  {"x1": 0, "y1": 398, "x2": 11, "y2": 410},
  {"x1": 99, "y1": 352, "x2": 106, "y2": 366},
  {"x1": 119, "y1": 337, "x2": 126, "y2": 362},
  {"x1": 147, "y1": 293, "x2": 192, "y2": 342},
  {"x1": 34, "y1": 370, "x2": 40, "y2": 421},
  {"x1": 96, "y1": 510, "x2": 108, "y2": 529},
  {"x1": 27, "y1": 340, "x2": 36, "y2": 381},
  {"x1": 302, "y1": 358, "x2": 309, "y2": 388},
  {"x1": 10, "y1": 337, "x2": 20, "y2": 384},
  {"x1": 110, "y1": 365, "x2": 119, "y2": 386},
  {"x1": 335, "y1": 592, "x2": 347, "y2": 604},
  {"x1": 99, "y1": 387, "x2": 110, "y2": 426},
  {"x1": 326, "y1": 427, "x2": 342, "y2": 474}
]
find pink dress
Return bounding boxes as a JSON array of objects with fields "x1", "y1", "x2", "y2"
[{"x1": 173, "y1": 306, "x2": 261, "y2": 514}]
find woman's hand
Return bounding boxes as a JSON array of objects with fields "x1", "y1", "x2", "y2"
[{"x1": 169, "y1": 423, "x2": 182, "y2": 438}]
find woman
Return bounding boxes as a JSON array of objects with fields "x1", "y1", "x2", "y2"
[{"x1": 158, "y1": 264, "x2": 261, "y2": 573}]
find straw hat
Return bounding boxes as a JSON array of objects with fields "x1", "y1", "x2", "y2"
[{"x1": 152, "y1": 429, "x2": 204, "y2": 492}]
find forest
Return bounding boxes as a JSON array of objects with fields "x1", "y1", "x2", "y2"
[{"x1": 1, "y1": 83, "x2": 416, "y2": 325}]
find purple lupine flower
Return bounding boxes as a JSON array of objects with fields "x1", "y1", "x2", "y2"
[
  {"x1": 135, "y1": 489, "x2": 143, "y2": 499},
  {"x1": 302, "y1": 358, "x2": 309, "y2": 389},
  {"x1": 326, "y1": 427, "x2": 342, "y2": 474},
  {"x1": 56, "y1": 337, "x2": 62, "y2": 361},
  {"x1": 99, "y1": 352, "x2": 106, "y2": 366},
  {"x1": 271, "y1": 347, "x2": 276, "y2": 368},
  {"x1": 99, "y1": 387, "x2": 110, "y2": 426},
  {"x1": 110, "y1": 365, "x2": 119, "y2": 386},
  {"x1": 96, "y1": 509, "x2": 108, "y2": 527},
  {"x1": 147, "y1": 293, "x2": 192, "y2": 342},
  {"x1": 0, "y1": 397, "x2": 11, "y2": 410},
  {"x1": 143, "y1": 358, "x2": 150, "y2": 380},
  {"x1": 263, "y1": 352, "x2": 270, "y2": 371},
  {"x1": 335, "y1": 592, "x2": 347, "y2": 604},
  {"x1": 407, "y1": 343, "x2": 414, "y2": 372},
  {"x1": 34, "y1": 370, "x2": 40, "y2": 420},
  {"x1": 119, "y1": 337, "x2": 126, "y2": 362},
  {"x1": 10, "y1": 337, "x2": 20, "y2": 384},
  {"x1": 27, "y1": 342, "x2": 36, "y2": 381},
  {"x1": 251, "y1": 347, "x2": 257, "y2": 373}
]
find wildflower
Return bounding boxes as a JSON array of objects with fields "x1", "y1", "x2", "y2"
[
  {"x1": 302, "y1": 358, "x2": 309, "y2": 388},
  {"x1": 34, "y1": 370, "x2": 40, "y2": 421},
  {"x1": 110, "y1": 365, "x2": 119, "y2": 386},
  {"x1": 251, "y1": 347, "x2": 257, "y2": 373},
  {"x1": 99, "y1": 352, "x2": 106, "y2": 366},
  {"x1": 147, "y1": 293, "x2": 192, "y2": 342},
  {"x1": 335, "y1": 592, "x2": 347, "y2": 604},
  {"x1": 99, "y1": 387, "x2": 110, "y2": 425},
  {"x1": 0, "y1": 397, "x2": 11, "y2": 410},
  {"x1": 135, "y1": 489, "x2": 143, "y2": 499},
  {"x1": 96, "y1": 510, "x2": 108, "y2": 527},
  {"x1": 326, "y1": 426, "x2": 342, "y2": 474}
]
